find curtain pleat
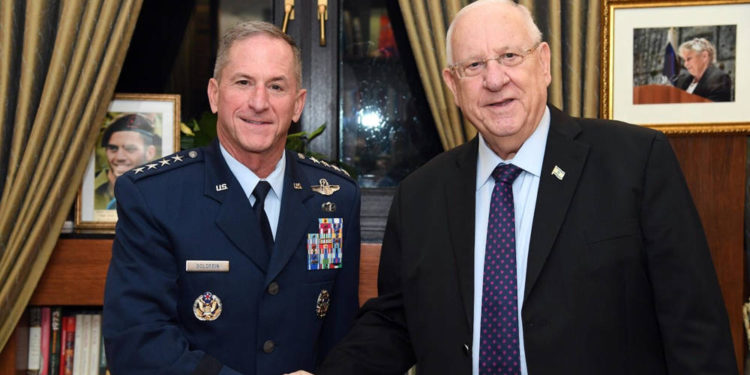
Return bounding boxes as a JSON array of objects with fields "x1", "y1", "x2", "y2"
[
  {"x1": 0, "y1": 0, "x2": 142, "y2": 353},
  {"x1": 398, "y1": 0, "x2": 471, "y2": 151}
]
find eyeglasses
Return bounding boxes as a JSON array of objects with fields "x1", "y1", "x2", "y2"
[{"x1": 449, "y1": 43, "x2": 541, "y2": 79}]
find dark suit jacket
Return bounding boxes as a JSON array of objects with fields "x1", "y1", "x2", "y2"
[
  {"x1": 673, "y1": 65, "x2": 732, "y2": 102},
  {"x1": 318, "y1": 106, "x2": 736, "y2": 374},
  {"x1": 103, "y1": 141, "x2": 361, "y2": 375}
]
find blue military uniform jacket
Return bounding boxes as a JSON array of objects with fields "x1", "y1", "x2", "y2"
[{"x1": 103, "y1": 140, "x2": 361, "y2": 375}]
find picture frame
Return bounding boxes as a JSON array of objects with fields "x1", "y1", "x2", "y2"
[
  {"x1": 601, "y1": 0, "x2": 750, "y2": 134},
  {"x1": 75, "y1": 93, "x2": 181, "y2": 231}
]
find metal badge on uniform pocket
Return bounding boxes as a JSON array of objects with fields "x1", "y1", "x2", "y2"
[
  {"x1": 193, "y1": 291, "x2": 222, "y2": 321},
  {"x1": 316, "y1": 289, "x2": 331, "y2": 319},
  {"x1": 307, "y1": 218, "x2": 343, "y2": 270}
]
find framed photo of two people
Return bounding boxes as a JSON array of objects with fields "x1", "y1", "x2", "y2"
[
  {"x1": 602, "y1": 0, "x2": 750, "y2": 134},
  {"x1": 75, "y1": 94, "x2": 180, "y2": 231}
]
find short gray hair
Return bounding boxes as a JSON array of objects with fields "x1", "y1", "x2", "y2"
[
  {"x1": 678, "y1": 37, "x2": 717, "y2": 63},
  {"x1": 445, "y1": 0, "x2": 543, "y2": 66},
  {"x1": 213, "y1": 20, "x2": 303, "y2": 86}
]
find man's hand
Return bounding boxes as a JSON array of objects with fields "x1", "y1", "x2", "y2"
[{"x1": 283, "y1": 372, "x2": 313, "y2": 375}]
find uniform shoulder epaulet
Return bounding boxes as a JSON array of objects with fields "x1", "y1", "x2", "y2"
[
  {"x1": 295, "y1": 152, "x2": 354, "y2": 181},
  {"x1": 128, "y1": 149, "x2": 204, "y2": 180}
]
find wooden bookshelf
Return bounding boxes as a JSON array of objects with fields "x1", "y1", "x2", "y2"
[{"x1": 0, "y1": 238, "x2": 383, "y2": 372}]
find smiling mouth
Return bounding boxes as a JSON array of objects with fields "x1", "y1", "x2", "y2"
[{"x1": 487, "y1": 98, "x2": 515, "y2": 107}]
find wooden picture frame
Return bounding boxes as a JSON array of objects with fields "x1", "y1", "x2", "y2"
[
  {"x1": 75, "y1": 94, "x2": 181, "y2": 231},
  {"x1": 601, "y1": 0, "x2": 750, "y2": 134}
]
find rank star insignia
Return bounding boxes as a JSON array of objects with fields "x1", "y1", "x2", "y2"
[
  {"x1": 311, "y1": 178, "x2": 340, "y2": 196},
  {"x1": 316, "y1": 289, "x2": 331, "y2": 319},
  {"x1": 172, "y1": 154, "x2": 184, "y2": 162},
  {"x1": 193, "y1": 291, "x2": 223, "y2": 321},
  {"x1": 133, "y1": 167, "x2": 145, "y2": 174},
  {"x1": 146, "y1": 163, "x2": 158, "y2": 170},
  {"x1": 159, "y1": 158, "x2": 171, "y2": 166}
]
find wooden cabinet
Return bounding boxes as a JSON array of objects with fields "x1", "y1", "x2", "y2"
[{"x1": 0, "y1": 238, "x2": 383, "y2": 372}]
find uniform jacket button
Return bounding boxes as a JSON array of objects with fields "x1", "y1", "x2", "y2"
[
  {"x1": 267, "y1": 281, "x2": 279, "y2": 295},
  {"x1": 263, "y1": 340, "x2": 275, "y2": 353}
]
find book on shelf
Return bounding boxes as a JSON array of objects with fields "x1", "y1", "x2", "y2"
[
  {"x1": 27, "y1": 307, "x2": 42, "y2": 374},
  {"x1": 61, "y1": 314, "x2": 76, "y2": 375},
  {"x1": 40, "y1": 307, "x2": 51, "y2": 375},
  {"x1": 49, "y1": 307, "x2": 62, "y2": 375}
]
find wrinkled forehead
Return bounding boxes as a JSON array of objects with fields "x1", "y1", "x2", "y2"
[{"x1": 450, "y1": 5, "x2": 535, "y2": 60}]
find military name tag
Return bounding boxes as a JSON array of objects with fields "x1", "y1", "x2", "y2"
[
  {"x1": 186, "y1": 260, "x2": 230, "y2": 272},
  {"x1": 307, "y1": 218, "x2": 343, "y2": 270}
]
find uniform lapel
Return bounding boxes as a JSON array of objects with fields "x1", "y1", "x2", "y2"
[
  {"x1": 523, "y1": 107, "x2": 589, "y2": 300},
  {"x1": 265, "y1": 151, "x2": 315, "y2": 284},
  {"x1": 445, "y1": 138, "x2": 479, "y2": 328},
  {"x1": 205, "y1": 141, "x2": 270, "y2": 272}
]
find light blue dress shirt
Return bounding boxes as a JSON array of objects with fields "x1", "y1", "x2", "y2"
[
  {"x1": 472, "y1": 106, "x2": 550, "y2": 375},
  {"x1": 220, "y1": 144, "x2": 285, "y2": 239}
]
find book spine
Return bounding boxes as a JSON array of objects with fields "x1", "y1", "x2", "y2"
[
  {"x1": 62, "y1": 316, "x2": 76, "y2": 375},
  {"x1": 72, "y1": 315, "x2": 84, "y2": 375},
  {"x1": 98, "y1": 333, "x2": 107, "y2": 375},
  {"x1": 27, "y1": 307, "x2": 42, "y2": 375},
  {"x1": 40, "y1": 307, "x2": 51, "y2": 375},
  {"x1": 49, "y1": 307, "x2": 62, "y2": 375},
  {"x1": 88, "y1": 314, "x2": 101, "y2": 375}
]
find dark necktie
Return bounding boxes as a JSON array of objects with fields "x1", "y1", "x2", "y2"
[
  {"x1": 479, "y1": 163, "x2": 523, "y2": 374},
  {"x1": 252, "y1": 181, "x2": 274, "y2": 253}
]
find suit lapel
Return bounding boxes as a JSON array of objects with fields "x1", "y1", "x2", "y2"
[
  {"x1": 524, "y1": 107, "x2": 589, "y2": 300},
  {"x1": 444, "y1": 138, "x2": 479, "y2": 328},
  {"x1": 265, "y1": 151, "x2": 315, "y2": 284},
  {"x1": 205, "y1": 141, "x2": 270, "y2": 272}
]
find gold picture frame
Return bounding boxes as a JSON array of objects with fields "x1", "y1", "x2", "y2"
[
  {"x1": 601, "y1": 0, "x2": 750, "y2": 134},
  {"x1": 75, "y1": 93, "x2": 181, "y2": 231}
]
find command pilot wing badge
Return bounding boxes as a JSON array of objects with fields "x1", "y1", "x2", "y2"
[
  {"x1": 193, "y1": 291, "x2": 223, "y2": 321},
  {"x1": 311, "y1": 178, "x2": 340, "y2": 196}
]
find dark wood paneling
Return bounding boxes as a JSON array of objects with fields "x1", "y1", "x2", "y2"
[
  {"x1": 359, "y1": 243, "x2": 381, "y2": 305},
  {"x1": 28, "y1": 239, "x2": 112, "y2": 306},
  {"x1": 668, "y1": 134, "x2": 746, "y2": 372}
]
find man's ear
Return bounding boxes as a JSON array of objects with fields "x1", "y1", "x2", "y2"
[
  {"x1": 442, "y1": 68, "x2": 459, "y2": 106},
  {"x1": 146, "y1": 145, "x2": 157, "y2": 161},
  {"x1": 207, "y1": 78, "x2": 219, "y2": 114},
  {"x1": 292, "y1": 88, "x2": 307, "y2": 123}
]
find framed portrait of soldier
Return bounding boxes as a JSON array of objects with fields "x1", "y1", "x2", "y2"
[{"x1": 76, "y1": 94, "x2": 181, "y2": 231}]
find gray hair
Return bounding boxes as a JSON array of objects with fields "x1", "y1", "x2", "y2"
[
  {"x1": 678, "y1": 37, "x2": 717, "y2": 63},
  {"x1": 213, "y1": 20, "x2": 303, "y2": 86},
  {"x1": 446, "y1": 0, "x2": 543, "y2": 66}
]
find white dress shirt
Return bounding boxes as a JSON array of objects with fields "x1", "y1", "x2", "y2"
[
  {"x1": 472, "y1": 107, "x2": 550, "y2": 375},
  {"x1": 220, "y1": 144, "x2": 285, "y2": 239}
]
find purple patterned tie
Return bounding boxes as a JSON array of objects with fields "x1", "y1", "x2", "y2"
[{"x1": 480, "y1": 163, "x2": 523, "y2": 374}]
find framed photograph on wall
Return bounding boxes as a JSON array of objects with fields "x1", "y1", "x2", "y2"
[
  {"x1": 75, "y1": 93, "x2": 181, "y2": 231},
  {"x1": 601, "y1": 0, "x2": 750, "y2": 133}
]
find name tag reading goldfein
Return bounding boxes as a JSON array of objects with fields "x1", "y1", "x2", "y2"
[{"x1": 186, "y1": 260, "x2": 230, "y2": 272}]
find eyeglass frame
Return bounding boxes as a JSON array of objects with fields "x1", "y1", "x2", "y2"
[{"x1": 448, "y1": 42, "x2": 542, "y2": 79}]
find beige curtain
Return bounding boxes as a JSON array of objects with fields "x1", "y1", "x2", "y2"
[
  {"x1": 520, "y1": 0, "x2": 600, "y2": 118},
  {"x1": 0, "y1": 0, "x2": 143, "y2": 352},
  {"x1": 399, "y1": 0, "x2": 600, "y2": 151},
  {"x1": 398, "y1": 0, "x2": 475, "y2": 151}
]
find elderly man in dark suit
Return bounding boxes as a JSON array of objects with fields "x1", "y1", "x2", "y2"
[
  {"x1": 103, "y1": 21, "x2": 361, "y2": 375},
  {"x1": 288, "y1": 0, "x2": 737, "y2": 374},
  {"x1": 672, "y1": 37, "x2": 733, "y2": 102}
]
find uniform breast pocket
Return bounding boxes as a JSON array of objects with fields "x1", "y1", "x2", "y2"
[{"x1": 305, "y1": 268, "x2": 339, "y2": 283}]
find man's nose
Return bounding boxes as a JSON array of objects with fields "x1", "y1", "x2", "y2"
[
  {"x1": 482, "y1": 59, "x2": 510, "y2": 91},
  {"x1": 248, "y1": 86, "x2": 270, "y2": 111}
]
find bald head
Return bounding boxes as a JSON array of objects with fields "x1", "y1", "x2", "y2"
[{"x1": 446, "y1": 0, "x2": 542, "y2": 66}]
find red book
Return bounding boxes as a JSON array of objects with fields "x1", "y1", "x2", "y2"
[
  {"x1": 60, "y1": 316, "x2": 75, "y2": 375},
  {"x1": 40, "y1": 307, "x2": 51, "y2": 375}
]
